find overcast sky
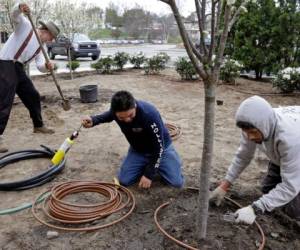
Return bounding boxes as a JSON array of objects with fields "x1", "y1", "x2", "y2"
[{"x1": 50, "y1": 0, "x2": 195, "y2": 17}]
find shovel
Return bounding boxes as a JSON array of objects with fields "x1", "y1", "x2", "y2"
[{"x1": 27, "y1": 14, "x2": 71, "y2": 111}]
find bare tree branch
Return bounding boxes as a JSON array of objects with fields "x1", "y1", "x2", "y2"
[
  {"x1": 215, "y1": 0, "x2": 222, "y2": 34},
  {"x1": 188, "y1": 36, "x2": 205, "y2": 61},
  {"x1": 167, "y1": 0, "x2": 208, "y2": 79},
  {"x1": 208, "y1": 0, "x2": 216, "y2": 61},
  {"x1": 201, "y1": 0, "x2": 206, "y2": 30},
  {"x1": 216, "y1": 4, "x2": 231, "y2": 69},
  {"x1": 228, "y1": 1, "x2": 247, "y2": 32},
  {"x1": 195, "y1": 0, "x2": 208, "y2": 56},
  {"x1": 214, "y1": 0, "x2": 223, "y2": 56}
]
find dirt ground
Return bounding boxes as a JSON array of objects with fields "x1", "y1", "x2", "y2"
[{"x1": 0, "y1": 69, "x2": 299, "y2": 250}]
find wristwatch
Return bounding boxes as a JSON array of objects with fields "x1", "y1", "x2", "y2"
[{"x1": 251, "y1": 203, "x2": 264, "y2": 216}]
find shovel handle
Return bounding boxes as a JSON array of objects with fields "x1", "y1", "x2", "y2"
[{"x1": 26, "y1": 14, "x2": 67, "y2": 102}]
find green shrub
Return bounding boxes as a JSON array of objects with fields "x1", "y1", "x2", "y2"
[
  {"x1": 157, "y1": 52, "x2": 170, "y2": 64},
  {"x1": 273, "y1": 67, "x2": 300, "y2": 93},
  {"x1": 66, "y1": 61, "x2": 80, "y2": 71},
  {"x1": 129, "y1": 52, "x2": 146, "y2": 68},
  {"x1": 113, "y1": 51, "x2": 129, "y2": 70},
  {"x1": 220, "y1": 59, "x2": 243, "y2": 84},
  {"x1": 91, "y1": 56, "x2": 115, "y2": 74},
  {"x1": 175, "y1": 57, "x2": 198, "y2": 80},
  {"x1": 144, "y1": 52, "x2": 170, "y2": 75}
]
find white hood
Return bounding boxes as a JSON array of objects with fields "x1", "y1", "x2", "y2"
[{"x1": 235, "y1": 96, "x2": 276, "y2": 140}]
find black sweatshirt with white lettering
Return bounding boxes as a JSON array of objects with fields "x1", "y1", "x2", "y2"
[{"x1": 91, "y1": 100, "x2": 172, "y2": 180}]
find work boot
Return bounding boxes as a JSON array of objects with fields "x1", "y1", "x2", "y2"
[
  {"x1": 0, "y1": 137, "x2": 8, "y2": 153},
  {"x1": 33, "y1": 126, "x2": 55, "y2": 134}
]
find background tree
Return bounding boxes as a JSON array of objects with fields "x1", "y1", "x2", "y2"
[
  {"x1": 274, "y1": 0, "x2": 300, "y2": 68},
  {"x1": 148, "y1": 13, "x2": 178, "y2": 42},
  {"x1": 1, "y1": 0, "x2": 50, "y2": 33},
  {"x1": 227, "y1": 0, "x2": 300, "y2": 77},
  {"x1": 159, "y1": 0, "x2": 248, "y2": 243},
  {"x1": 85, "y1": 5, "x2": 104, "y2": 32},
  {"x1": 50, "y1": 0, "x2": 92, "y2": 79},
  {"x1": 0, "y1": 0, "x2": 14, "y2": 34},
  {"x1": 105, "y1": 3, "x2": 123, "y2": 28},
  {"x1": 27, "y1": 0, "x2": 50, "y2": 26},
  {"x1": 123, "y1": 7, "x2": 152, "y2": 39},
  {"x1": 233, "y1": 0, "x2": 278, "y2": 79}
]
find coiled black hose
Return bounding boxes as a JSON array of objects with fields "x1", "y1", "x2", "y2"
[{"x1": 0, "y1": 145, "x2": 66, "y2": 191}]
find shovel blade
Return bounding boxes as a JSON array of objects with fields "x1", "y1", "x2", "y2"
[{"x1": 61, "y1": 99, "x2": 71, "y2": 111}]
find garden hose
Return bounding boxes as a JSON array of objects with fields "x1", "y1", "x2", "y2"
[
  {"x1": 0, "y1": 192, "x2": 50, "y2": 215},
  {"x1": 32, "y1": 181, "x2": 136, "y2": 231},
  {"x1": 0, "y1": 145, "x2": 66, "y2": 191}
]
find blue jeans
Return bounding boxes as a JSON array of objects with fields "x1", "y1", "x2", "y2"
[{"x1": 118, "y1": 144, "x2": 184, "y2": 188}]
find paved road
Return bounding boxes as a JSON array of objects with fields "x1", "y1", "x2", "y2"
[{"x1": 29, "y1": 44, "x2": 187, "y2": 75}]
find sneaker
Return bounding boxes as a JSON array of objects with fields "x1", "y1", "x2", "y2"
[
  {"x1": 33, "y1": 126, "x2": 55, "y2": 134},
  {"x1": 0, "y1": 137, "x2": 8, "y2": 153}
]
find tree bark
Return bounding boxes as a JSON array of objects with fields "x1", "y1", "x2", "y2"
[
  {"x1": 67, "y1": 46, "x2": 73, "y2": 80},
  {"x1": 255, "y1": 69, "x2": 262, "y2": 80},
  {"x1": 197, "y1": 77, "x2": 216, "y2": 240}
]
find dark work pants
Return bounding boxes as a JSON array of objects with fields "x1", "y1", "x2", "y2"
[
  {"x1": 0, "y1": 60, "x2": 43, "y2": 135},
  {"x1": 262, "y1": 162, "x2": 300, "y2": 220}
]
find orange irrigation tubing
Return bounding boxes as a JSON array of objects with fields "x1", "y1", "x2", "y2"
[
  {"x1": 165, "y1": 123, "x2": 182, "y2": 141},
  {"x1": 32, "y1": 181, "x2": 135, "y2": 231},
  {"x1": 154, "y1": 202, "x2": 199, "y2": 250},
  {"x1": 154, "y1": 187, "x2": 266, "y2": 250}
]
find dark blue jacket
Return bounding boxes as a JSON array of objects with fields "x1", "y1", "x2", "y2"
[{"x1": 91, "y1": 100, "x2": 172, "y2": 179}]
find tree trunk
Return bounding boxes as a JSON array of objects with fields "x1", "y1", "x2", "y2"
[
  {"x1": 68, "y1": 47, "x2": 73, "y2": 80},
  {"x1": 255, "y1": 69, "x2": 261, "y2": 80},
  {"x1": 197, "y1": 78, "x2": 216, "y2": 240}
]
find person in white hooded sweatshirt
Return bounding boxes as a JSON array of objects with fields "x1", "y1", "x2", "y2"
[{"x1": 210, "y1": 95, "x2": 300, "y2": 224}]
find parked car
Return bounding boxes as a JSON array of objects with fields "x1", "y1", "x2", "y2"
[
  {"x1": 151, "y1": 39, "x2": 163, "y2": 44},
  {"x1": 195, "y1": 37, "x2": 211, "y2": 49},
  {"x1": 47, "y1": 33, "x2": 100, "y2": 60}
]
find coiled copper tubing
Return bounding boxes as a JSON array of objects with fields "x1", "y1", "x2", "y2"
[
  {"x1": 32, "y1": 181, "x2": 135, "y2": 231},
  {"x1": 165, "y1": 123, "x2": 182, "y2": 141}
]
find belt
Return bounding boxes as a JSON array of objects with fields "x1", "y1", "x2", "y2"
[
  {"x1": 13, "y1": 60, "x2": 24, "y2": 67},
  {"x1": 0, "y1": 59, "x2": 24, "y2": 65}
]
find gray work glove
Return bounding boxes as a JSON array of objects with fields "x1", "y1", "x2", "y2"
[
  {"x1": 209, "y1": 186, "x2": 227, "y2": 206},
  {"x1": 209, "y1": 180, "x2": 231, "y2": 206}
]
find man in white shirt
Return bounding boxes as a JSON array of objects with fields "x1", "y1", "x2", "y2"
[{"x1": 0, "y1": 2, "x2": 60, "y2": 153}]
